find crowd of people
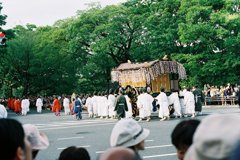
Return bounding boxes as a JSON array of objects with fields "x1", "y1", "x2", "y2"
[
  {"x1": 1, "y1": 113, "x2": 240, "y2": 160},
  {"x1": 1, "y1": 84, "x2": 240, "y2": 121},
  {"x1": 203, "y1": 83, "x2": 239, "y2": 105}
]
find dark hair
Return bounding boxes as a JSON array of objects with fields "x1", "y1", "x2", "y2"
[
  {"x1": 0, "y1": 119, "x2": 25, "y2": 160},
  {"x1": 58, "y1": 146, "x2": 90, "y2": 160},
  {"x1": 171, "y1": 119, "x2": 200, "y2": 150},
  {"x1": 141, "y1": 88, "x2": 146, "y2": 93},
  {"x1": 109, "y1": 89, "x2": 115, "y2": 95},
  {"x1": 160, "y1": 87, "x2": 165, "y2": 92}
]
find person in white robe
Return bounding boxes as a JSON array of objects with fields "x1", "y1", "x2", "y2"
[
  {"x1": 91, "y1": 92, "x2": 98, "y2": 118},
  {"x1": 184, "y1": 88, "x2": 195, "y2": 117},
  {"x1": 63, "y1": 96, "x2": 70, "y2": 115},
  {"x1": 0, "y1": 104, "x2": 7, "y2": 118},
  {"x1": 101, "y1": 94, "x2": 109, "y2": 119},
  {"x1": 86, "y1": 94, "x2": 93, "y2": 118},
  {"x1": 137, "y1": 88, "x2": 154, "y2": 122},
  {"x1": 36, "y1": 97, "x2": 43, "y2": 113},
  {"x1": 156, "y1": 88, "x2": 170, "y2": 121},
  {"x1": 168, "y1": 90, "x2": 182, "y2": 118},
  {"x1": 125, "y1": 94, "x2": 132, "y2": 118},
  {"x1": 97, "y1": 93, "x2": 102, "y2": 118},
  {"x1": 21, "y1": 98, "x2": 30, "y2": 116},
  {"x1": 108, "y1": 90, "x2": 116, "y2": 119},
  {"x1": 179, "y1": 88, "x2": 186, "y2": 116}
]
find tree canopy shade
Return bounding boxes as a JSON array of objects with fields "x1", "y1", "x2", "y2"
[{"x1": 0, "y1": 0, "x2": 239, "y2": 97}]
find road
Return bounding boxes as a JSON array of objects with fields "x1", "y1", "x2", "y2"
[{"x1": 9, "y1": 105, "x2": 240, "y2": 160}]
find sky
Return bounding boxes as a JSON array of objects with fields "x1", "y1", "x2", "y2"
[{"x1": 0, "y1": 0, "x2": 127, "y2": 29}]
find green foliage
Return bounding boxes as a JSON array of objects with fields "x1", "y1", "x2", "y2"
[{"x1": 0, "y1": 0, "x2": 239, "y2": 96}]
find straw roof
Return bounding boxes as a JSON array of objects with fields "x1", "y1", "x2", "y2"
[
  {"x1": 111, "y1": 60, "x2": 187, "y2": 85},
  {"x1": 116, "y1": 60, "x2": 158, "y2": 71}
]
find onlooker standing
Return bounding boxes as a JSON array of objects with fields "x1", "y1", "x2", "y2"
[
  {"x1": 58, "y1": 146, "x2": 90, "y2": 160},
  {"x1": 99, "y1": 147, "x2": 137, "y2": 160},
  {"x1": 23, "y1": 124, "x2": 49, "y2": 159},
  {"x1": 0, "y1": 119, "x2": 32, "y2": 160},
  {"x1": 184, "y1": 114, "x2": 240, "y2": 160},
  {"x1": 171, "y1": 119, "x2": 200, "y2": 160},
  {"x1": 110, "y1": 119, "x2": 150, "y2": 160}
]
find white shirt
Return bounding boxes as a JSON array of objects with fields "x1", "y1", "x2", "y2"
[{"x1": 0, "y1": 104, "x2": 7, "y2": 118}]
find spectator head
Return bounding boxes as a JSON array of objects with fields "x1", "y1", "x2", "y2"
[
  {"x1": 58, "y1": 146, "x2": 90, "y2": 160},
  {"x1": 0, "y1": 119, "x2": 32, "y2": 160},
  {"x1": 187, "y1": 87, "x2": 191, "y2": 91},
  {"x1": 171, "y1": 119, "x2": 200, "y2": 160},
  {"x1": 110, "y1": 119, "x2": 149, "y2": 151},
  {"x1": 185, "y1": 114, "x2": 240, "y2": 160},
  {"x1": 99, "y1": 147, "x2": 136, "y2": 160},
  {"x1": 23, "y1": 124, "x2": 49, "y2": 159}
]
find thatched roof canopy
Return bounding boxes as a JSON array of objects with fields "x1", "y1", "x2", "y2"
[
  {"x1": 111, "y1": 60, "x2": 186, "y2": 86},
  {"x1": 116, "y1": 60, "x2": 158, "y2": 71}
]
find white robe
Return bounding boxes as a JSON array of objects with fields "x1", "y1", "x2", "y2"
[
  {"x1": 179, "y1": 90, "x2": 186, "y2": 114},
  {"x1": 21, "y1": 99, "x2": 30, "y2": 115},
  {"x1": 168, "y1": 92, "x2": 182, "y2": 116},
  {"x1": 125, "y1": 95, "x2": 132, "y2": 118},
  {"x1": 108, "y1": 94, "x2": 116, "y2": 117},
  {"x1": 100, "y1": 96, "x2": 108, "y2": 117},
  {"x1": 0, "y1": 104, "x2": 7, "y2": 118},
  {"x1": 92, "y1": 96, "x2": 98, "y2": 115},
  {"x1": 97, "y1": 96, "x2": 102, "y2": 116},
  {"x1": 63, "y1": 98, "x2": 70, "y2": 115},
  {"x1": 137, "y1": 93, "x2": 154, "y2": 118},
  {"x1": 86, "y1": 97, "x2": 93, "y2": 115},
  {"x1": 184, "y1": 91, "x2": 195, "y2": 114},
  {"x1": 36, "y1": 98, "x2": 43, "y2": 113},
  {"x1": 156, "y1": 92, "x2": 169, "y2": 118}
]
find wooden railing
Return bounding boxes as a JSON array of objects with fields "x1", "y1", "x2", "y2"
[{"x1": 205, "y1": 96, "x2": 238, "y2": 106}]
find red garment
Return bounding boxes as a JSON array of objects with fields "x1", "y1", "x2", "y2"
[
  {"x1": 69, "y1": 103, "x2": 73, "y2": 111},
  {"x1": 7, "y1": 98, "x2": 11, "y2": 109},
  {"x1": 14, "y1": 100, "x2": 21, "y2": 113},
  {"x1": 10, "y1": 98, "x2": 15, "y2": 110},
  {"x1": 52, "y1": 99, "x2": 61, "y2": 112}
]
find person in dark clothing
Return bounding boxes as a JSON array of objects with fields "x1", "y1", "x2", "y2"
[
  {"x1": 192, "y1": 86, "x2": 204, "y2": 115},
  {"x1": 171, "y1": 119, "x2": 200, "y2": 160},
  {"x1": 114, "y1": 89, "x2": 128, "y2": 119},
  {"x1": 0, "y1": 119, "x2": 32, "y2": 160},
  {"x1": 58, "y1": 146, "x2": 90, "y2": 160},
  {"x1": 74, "y1": 96, "x2": 82, "y2": 120}
]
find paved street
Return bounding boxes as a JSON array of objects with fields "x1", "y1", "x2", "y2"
[{"x1": 9, "y1": 105, "x2": 240, "y2": 160}]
